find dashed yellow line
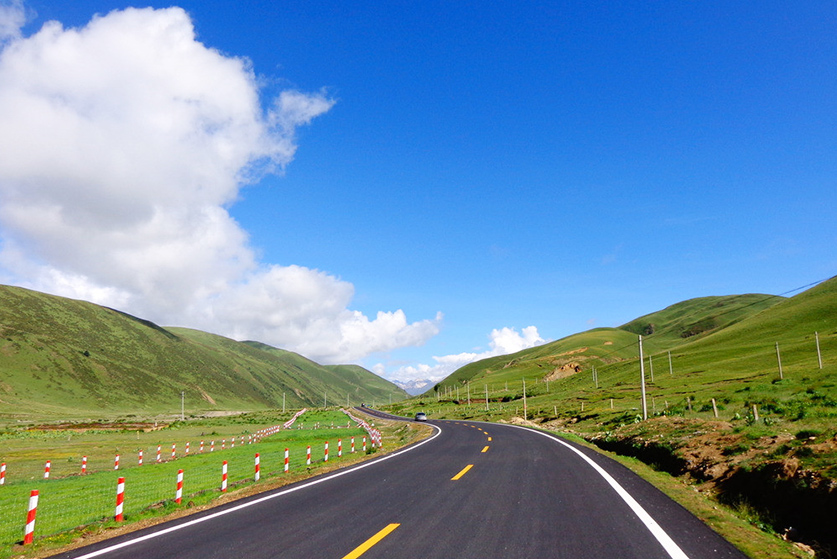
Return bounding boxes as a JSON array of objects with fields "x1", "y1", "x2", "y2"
[
  {"x1": 342, "y1": 523, "x2": 400, "y2": 559},
  {"x1": 481, "y1": 446, "x2": 489, "y2": 453},
  {"x1": 487, "y1": 436, "x2": 492, "y2": 441},
  {"x1": 451, "y1": 464, "x2": 474, "y2": 480}
]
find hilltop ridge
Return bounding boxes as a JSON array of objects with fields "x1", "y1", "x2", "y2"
[{"x1": 0, "y1": 285, "x2": 406, "y2": 419}]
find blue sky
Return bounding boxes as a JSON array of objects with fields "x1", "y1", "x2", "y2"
[{"x1": 1, "y1": 1, "x2": 835, "y2": 383}]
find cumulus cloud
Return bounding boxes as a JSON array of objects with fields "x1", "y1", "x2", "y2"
[
  {"x1": 0, "y1": 0, "x2": 25, "y2": 44},
  {"x1": 0, "y1": 5, "x2": 440, "y2": 363},
  {"x1": 381, "y1": 326, "x2": 546, "y2": 383}
]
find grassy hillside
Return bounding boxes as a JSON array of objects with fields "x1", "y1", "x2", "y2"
[
  {"x1": 416, "y1": 282, "x2": 835, "y2": 425},
  {"x1": 427, "y1": 293, "x2": 783, "y2": 398},
  {"x1": 426, "y1": 292, "x2": 783, "y2": 398},
  {"x1": 0, "y1": 285, "x2": 406, "y2": 420},
  {"x1": 620, "y1": 294, "x2": 782, "y2": 350}
]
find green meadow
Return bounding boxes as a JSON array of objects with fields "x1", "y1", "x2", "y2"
[{"x1": 0, "y1": 409, "x2": 391, "y2": 557}]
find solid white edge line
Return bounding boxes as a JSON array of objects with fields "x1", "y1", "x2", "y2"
[
  {"x1": 503, "y1": 423, "x2": 689, "y2": 559},
  {"x1": 70, "y1": 423, "x2": 443, "y2": 559}
]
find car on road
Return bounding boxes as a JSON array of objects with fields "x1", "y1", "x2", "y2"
[{"x1": 414, "y1": 412, "x2": 427, "y2": 421}]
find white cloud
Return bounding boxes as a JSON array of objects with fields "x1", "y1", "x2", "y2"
[
  {"x1": 380, "y1": 326, "x2": 546, "y2": 383},
  {"x1": 208, "y1": 266, "x2": 442, "y2": 363},
  {"x1": 0, "y1": 5, "x2": 440, "y2": 363},
  {"x1": 0, "y1": 0, "x2": 25, "y2": 44}
]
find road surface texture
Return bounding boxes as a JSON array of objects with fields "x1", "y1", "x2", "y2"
[{"x1": 51, "y1": 410, "x2": 746, "y2": 559}]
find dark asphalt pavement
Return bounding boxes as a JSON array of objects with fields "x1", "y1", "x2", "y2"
[{"x1": 51, "y1": 410, "x2": 746, "y2": 559}]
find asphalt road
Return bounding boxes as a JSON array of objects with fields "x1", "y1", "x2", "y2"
[{"x1": 51, "y1": 411, "x2": 746, "y2": 559}]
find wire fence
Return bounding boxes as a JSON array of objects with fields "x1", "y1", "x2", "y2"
[
  {"x1": 0, "y1": 415, "x2": 373, "y2": 554},
  {"x1": 417, "y1": 329, "x2": 835, "y2": 423}
]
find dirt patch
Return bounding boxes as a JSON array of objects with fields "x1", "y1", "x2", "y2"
[
  {"x1": 197, "y1": 387, "x2": 216, "y2": 405},
  {"x1": 554, "y1": 347, "x2": 589, "y2": 357},
  {"x1": 29, "y1": 422, "x2": 164, "y2": 432},
  {"x1": 544, "y1": 362, "x2": 582, "y2": 382},
  {"x1": 199, "y1": 410, "x2": 247, "y2": 418}
]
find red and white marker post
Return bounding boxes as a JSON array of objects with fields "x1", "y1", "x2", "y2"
[
  {"x1": 338, "y1": 439, "x2": 342, "y2": 457},
  {"x1": 222, "y1": 439, "x2": 226, "y2": 450},
  {"x1": 114, "y1": 454, "x2": 120, "y2": 470},
  {"x1": 306, "y1": 445, "x2": 311, "y2": 466},
  {"x1": 221, "y1": 461, "x2": 228, "y2": 492},
  {"x1": 362, "y1": 436, "x2": 367, "y2": 452},
  {"x1": 254, "y1": 453, "x2": 260, "y2": 482},
  {"x1": 156, "y1": 445, "x2": 162, "y2": 463},
  {"x1": 284, "y1": 448, "x2": 289, "y2": 473},
  {"x1": 81, "y1": 456, "x2": 87, "y2": 474},
  {"x1": 114, "y1": 477, "x2": 125, "y2": 522},
  {"x1": 351, "y1": 437, "x2": 355, "y2": 453},
  {"x1": 0, "y1": 462, "x2": 5, "y2": 484},
  {"x1": 200, "y1": 440, "x2": 204, "y2": 453},
  {"x1": 171, "y1": 443, "x2": 176, "y2": 459},
  {"x1": 324, "y1": 441, "x2": 329, "y2": 462},
  {"x1": 175, "y1": 469, "x2": 183, "y2": 504},
  {"x1": 23, "y1": 490, "x2": 38, "y2": 545},
  {"x1": 43, "y1": 460, "x2": 50, "y2": 479},
  {"x1": 185, "y1": 442, "x2": 190, "y2": 455},
  {"x1": 211, "y1": 440, "x2": 215, "y2": 452},
  {"x1": 138, "y1": 450, "x2": 143, "y2": 466}
]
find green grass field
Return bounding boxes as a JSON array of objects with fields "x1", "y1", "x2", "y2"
[{"x1": 0, "y1": 409, "x2": 387, "y2": 557}]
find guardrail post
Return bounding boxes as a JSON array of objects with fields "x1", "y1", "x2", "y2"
[
  {"x1": 175, "y1": 470, "x2": 183, "y2": 504},
  {"x1": 115, "y1": 477, "x2": 125, "y2": 522},
  {"x1": 23, "y1": 490, "x2": 39, "y2": 544}
]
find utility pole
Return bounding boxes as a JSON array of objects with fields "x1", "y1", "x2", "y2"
[
  {"x1": 776, "y1": 342, "x2": 784, "y2": 379},
  {"x1": 639, "y1": 336, "x2": 648, "y2": 421},
  {"x1": 324, "y1": 391, "x2": 327, "y2": 408},
  {"x1": 668, "y1": 351, "x2": 673, "y2": 376},
  {"x1": 180, "y1": 391, "x2": 185, "y2": 422},
  {"x1": 282, "y1": 392, "x2": 286, "y2": 413},
  {"x1": 816, "y1": 332, "x2": 823, "y2": 369}
]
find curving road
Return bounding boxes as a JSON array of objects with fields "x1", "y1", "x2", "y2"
[{"x1": 51, "y1": 410, "x2": 745, "y2": 559}]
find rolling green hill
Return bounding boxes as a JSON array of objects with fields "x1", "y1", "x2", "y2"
[
  {"x1": 424, "y1": 291, "x2": 786, "y2": 397},
  {"x1": 0, "y1": 285, "x2": 406, "y2": 419}
]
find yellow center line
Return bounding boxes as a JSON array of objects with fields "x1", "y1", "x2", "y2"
[
  {"x1": 341, "y1": 523, "x2": 400, "y2": 559},
  {"x1": 487, "y1": 436, "x2": 492, "y2": 441},
  {"x1": 481, "y1": 446, "x2": 489, "y2": 453},
  {"x1": 451, "y1": 464, "x2": 474, "y2": 480}
]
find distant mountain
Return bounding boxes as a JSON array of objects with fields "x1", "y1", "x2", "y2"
[
  {"x1": 0, "y1": 285, "x2": 408, "y2": 417},
  {"x1": 393, "y1": 378, "x2": 434, "y2": 396}
]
